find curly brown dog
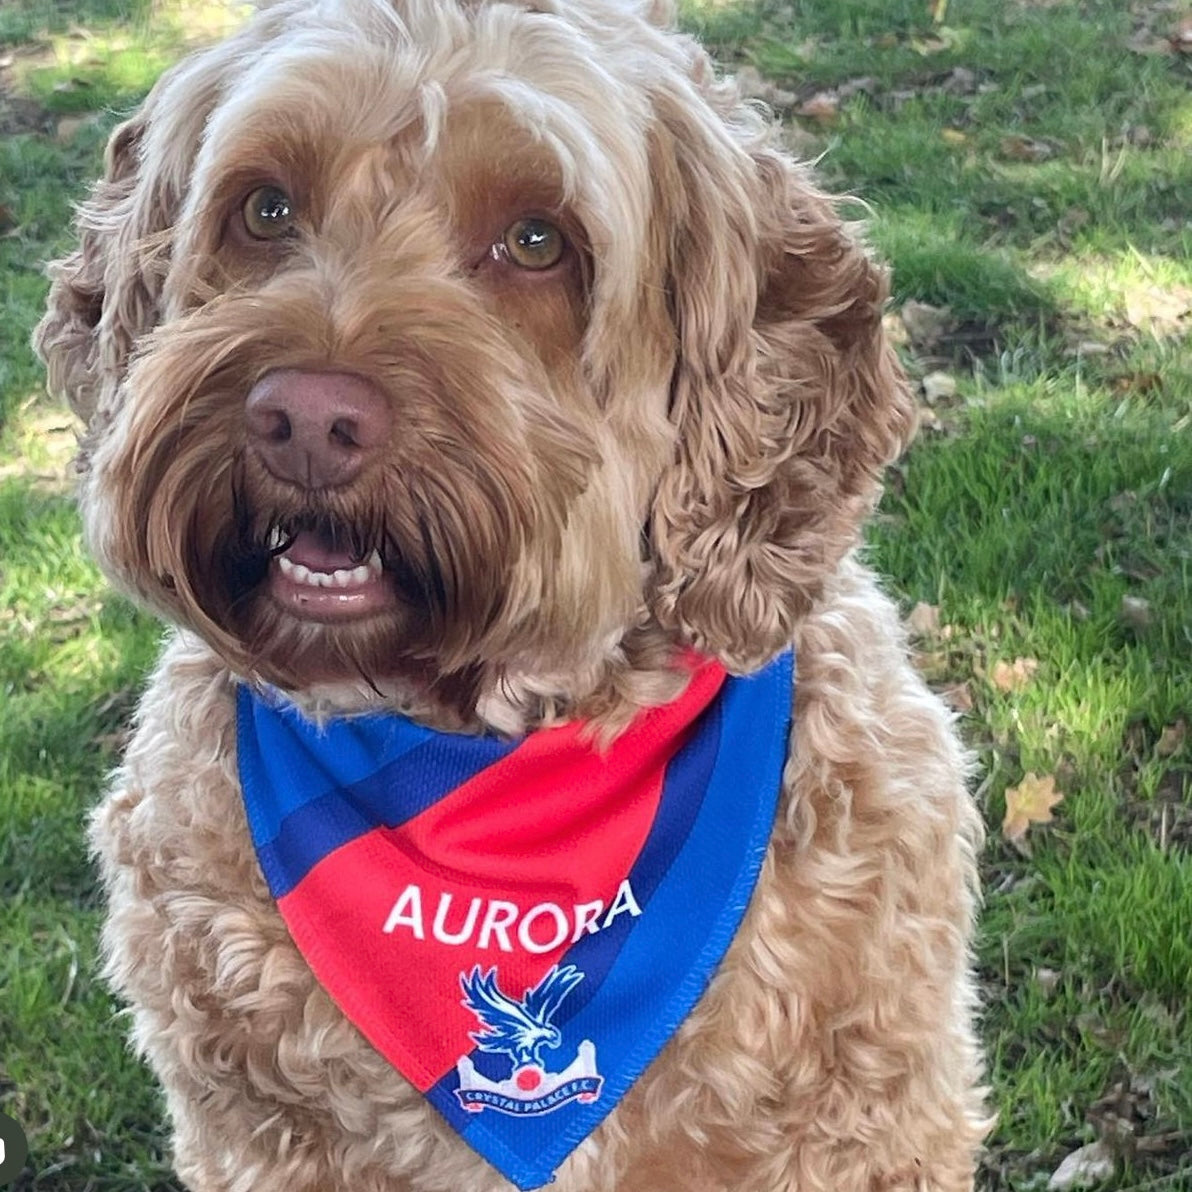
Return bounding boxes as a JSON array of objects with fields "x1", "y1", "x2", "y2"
[{"x1": 36, "y1": 0, "x2": 990, "y2": 1188}]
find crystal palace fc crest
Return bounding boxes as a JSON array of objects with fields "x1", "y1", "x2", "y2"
[{"x1": 455, "y1": 965, "x2": 603, "y2": 1116}]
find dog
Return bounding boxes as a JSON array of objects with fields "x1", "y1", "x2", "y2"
[{"x1": 35, "y1": 0, "x2": 991, "y2": 1188}]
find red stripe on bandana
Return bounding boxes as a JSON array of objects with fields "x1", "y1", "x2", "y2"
[{"x1": 275, "y1": 658, "x2": 727, "y2": 1089}]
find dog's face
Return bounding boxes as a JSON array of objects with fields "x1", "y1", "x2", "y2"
[{"x1": 37, "y1": 0, "x2": 913, "y2": 718}]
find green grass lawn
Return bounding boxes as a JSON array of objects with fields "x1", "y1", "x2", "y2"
[{"x1": 2, "y1": 0, "x2": 1190, "y2": 1188}]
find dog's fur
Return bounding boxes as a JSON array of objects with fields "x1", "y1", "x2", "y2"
[{"x1": 36, "y1": 0, "x2": 991, "y2": 1187}]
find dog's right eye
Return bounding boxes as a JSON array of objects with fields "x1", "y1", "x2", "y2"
[{"x1": 241, "y1": 185, "x2": 297, "y2": 241}]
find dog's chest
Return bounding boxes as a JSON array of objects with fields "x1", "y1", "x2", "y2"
[{"x1": 95, "y1": 638, "x2": 800, "y2": 1191}]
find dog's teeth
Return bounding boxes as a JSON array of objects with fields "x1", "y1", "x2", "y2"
[
  {"x1": 276, "y1": 552, "x2": 381, "y2": 589},
  {"x1": 267, "y1": 526, "x2": 284, "y2": 550}
]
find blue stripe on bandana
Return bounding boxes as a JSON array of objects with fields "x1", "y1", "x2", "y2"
[{"x1": 237, "y1": 650, "x2": 793, "y2": 1191}]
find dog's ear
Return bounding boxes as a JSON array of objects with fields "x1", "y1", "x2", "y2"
[
  {"x1": 647, "y1": 83, "x2": 915, "y2": 671},
  {"x1": 33, "y1": 110, "x2": 170, "y2": 428}
]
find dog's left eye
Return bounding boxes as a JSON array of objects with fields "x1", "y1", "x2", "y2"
[
  {"x1": 500, "y1": 218, "x2": 566, "y2": 270},
  {"x1": 242, "y1": 185, "x2": 297, "y2": 241}
]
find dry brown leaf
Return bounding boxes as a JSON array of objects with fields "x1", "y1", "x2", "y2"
[
  {"x1": 1111, "y1": 371, "x2": 1162, "y2": 396},
  {"x1": 1170, "y1": 17, "x2": 1192, "y2": 53},
  {"x1": 1120, "y1": 595, "x2": 1152, "y2": 631},
  {"x1": 1122, "y1": 284, "x2": 1192, "y2": 334},
  {"x1": 1033, "y1": 966, "x2": 1061, "y2": 996},
  {"x1": 1003, "y1": 772, "x2": 1063, "y2": 845},
  {"x1": 991, "y1": 656, "x2": 1038, "y2": 692},
  {"x1": 906, "y1": 601, "x2": 941, "y2": 638},
  {"x1": 911, "y1": 649, "x2": 950, "y2": 683},
  {"x1": 836, "y1": 76, "x2": 877, "y2": 100},
  {"x1": 733, "y1": 65, "x2": 796, "y2": 108},
  {"x1": 1128, "y1": 33, "x2": 1172, "y2": 54},
  {"x1": 942, "y1": 66, "x2": 977, "y2": 94},
  {"x1": 796, "y1": 91, "x2": 840, "y2": 124},
  {"x1": 1047, "y1": 1140, "x2": 1114, "y2": 1190},
  {"x1": 1157, "y1": 721, "x2": 1187, "y2": 757},
  {"x1": 937, "y1": 682, "x2": 974, "y2": 712},
  {"x1": 911, "y1": 33, "x2": 951, "y2": 54},
  {"x1": 999, "y1": 134, "x2": 1055, "y2": 162},
  {"x1": 921, "y1": 371, "x2": 957, "y2": 404},
  {"x1": 899, "y1": 300, "x2": 953, "y2": 348}
]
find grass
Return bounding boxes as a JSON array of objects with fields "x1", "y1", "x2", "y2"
[{"x1": 1, "y1": 0, "x2": 1190, "y2": 1188}]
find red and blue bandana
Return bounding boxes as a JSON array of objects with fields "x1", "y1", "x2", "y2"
[{"x1": 236, "y1": 651, "x2": 793, "y2": 1190}]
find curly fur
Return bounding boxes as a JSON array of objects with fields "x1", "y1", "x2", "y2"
[{"x1": 37, "y1": 0, "x2": 992, "y2": 1186}]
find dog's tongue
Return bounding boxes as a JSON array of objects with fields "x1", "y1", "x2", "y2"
[{"x1": 283, "y1": 530, "x2": 358, "y2": 572}]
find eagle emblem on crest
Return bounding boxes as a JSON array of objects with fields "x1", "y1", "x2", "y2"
[{"x1": 455, "y1": 964, "x2": 603, "y2": 1115}]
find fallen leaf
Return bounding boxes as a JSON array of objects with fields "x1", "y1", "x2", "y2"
[
  {"x1": 1127, "y1": 28, "x2": 1172, "y2": 55},
  {"x1": 56, "y1": 115, "x2": 86, "y2": 142},
  {"x1": 991, "y1": 657, "x2": 1038, "y2": 692},
  {"x1": 836, "y1": 76, "x2": 877, "y2": 100},
  {"x1": 916, "y1": 404, "x2": 944, "y2": 432},
  {"x1": 1033, "y1": 966, "x2": 1061, "y2": 996},
  {"x1": 911, "y1": 649, "x2": 950, "y2": 682},
  {"x1": 734, "y1": 65, "x2": 797, "y2": 108},
  {"x1": 1156, "y1": 721, "x2": 1187, "y2": 758},
  {"x1": 1122, "y1": 284, "x2": 1192, "y2": 333},
  {"x1": 1111, "y1": 371, "x2": 1162, "y2": 396},
  {"x1": 735, "y1": 65, "x2": 768, "y2": 98},
  {"x1": 937, "y1": 682, "x2": 974, "y2": 712},
  {"x1": 999, "y1": 134, "x2": 1055, "y2": 162},
  {"x1": 921, "y1": 371, "x2": 957, "y2": 404},
  {"x1": 899, "y1": 300, "x2": 952, "y2": 349},
  {"x1": 1048, "y1": 1141, "x2": 1115, "y2": 1190},
  {"x1": 1120, "y1": 595, "x2": 1151, "y2": 631},
  {"x1": 1170, "y1": 18, "x2": 1192, "y2": 53},
  {"x1": 910, "y1": 33, "x2": 948, "y2": 54},
  {"x1": 942, "y1": 66, "x2": 977, "y2": 94},
  {"x1": 906, "y1": 601, "x2": 941, "y2": 637},
  {"x1": 1003, "y1": 772, "x2": 1063, "y2": 845},
  {"x1": 796, "y1": 91, "x2": 840, "y2": 124},
  {"x1": 882, "y1": 311, "x2": 910, "y2": 346},
  {"x1": 941, "y1": 127, "x2": 968, "y2": 145}
]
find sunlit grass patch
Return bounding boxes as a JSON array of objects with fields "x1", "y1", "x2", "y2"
[
  {"x1": 9, "y1": 0, "x2": 249, "y2": 113},
  {"x1": 1042, "y1": 247, "x2": 1192, "y2": 339}
]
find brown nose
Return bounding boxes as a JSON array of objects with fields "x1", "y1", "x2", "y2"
[{"x1": 245, "y1": 369, "x2": 389, "y2": 489}]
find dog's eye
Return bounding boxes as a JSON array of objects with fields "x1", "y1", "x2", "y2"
[
  {"x1": 241, "y1": 185, "x2": 297, "y2": 241},
  {"x1": 501, "y1": 218, "x2": 565, "y2": 270}
]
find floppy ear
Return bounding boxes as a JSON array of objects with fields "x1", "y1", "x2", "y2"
[
  {"x1": 33, "y1": 111, "x2": 168, "y2": 428},
  {"x1": 648, "y1": 84, "x2": 915, "y2": 671}
]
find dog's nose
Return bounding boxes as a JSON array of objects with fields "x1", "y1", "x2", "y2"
[{"x1": 245, "y1": 369, "x2": 389, "y2": 489}]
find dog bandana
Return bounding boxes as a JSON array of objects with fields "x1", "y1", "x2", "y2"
[{"x1": 237, "y1": 650, "x2": 793, "y2": 1190}]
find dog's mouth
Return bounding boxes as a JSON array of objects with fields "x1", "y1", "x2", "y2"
[{"x1": 265, "y1": 523, "x2": 397, "y2": 622}]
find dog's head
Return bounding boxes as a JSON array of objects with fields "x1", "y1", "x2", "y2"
[{"x1": 36, "y1": 0, "x2": 913, "y2": 720}]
